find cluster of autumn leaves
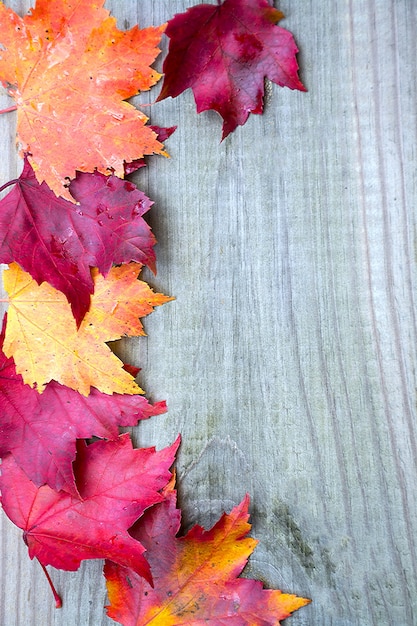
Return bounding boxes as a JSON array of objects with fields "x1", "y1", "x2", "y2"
[{"x1": 0, "y1": 0, "x2": 309, "y2": 623}]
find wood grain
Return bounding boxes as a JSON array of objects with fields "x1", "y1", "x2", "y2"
[{"x1": 1, "y1": 1, "x2": 416, "y2": 624}]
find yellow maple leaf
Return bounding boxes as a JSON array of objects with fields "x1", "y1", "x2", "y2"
[
  {"x1": 3, "y1": 262, "x2": 173, "y2": 396},
  {"x1": 0, "y1": 0, "x2": 166, "y2": 200}
]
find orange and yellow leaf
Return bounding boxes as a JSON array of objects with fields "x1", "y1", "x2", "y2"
[
  {"x1": 0, "y1": 0, "x2": 166, "y2": 199},
  {"x1": 105, "y1": 482, "x2": 310, "y2": 625},
  {"x1": 3, "y1": 262, "x2": 172, "y2": 395}
]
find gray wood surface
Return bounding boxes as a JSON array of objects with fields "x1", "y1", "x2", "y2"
[{"x1": 1, "y1": 0, "x2": 416, "y2": 624}]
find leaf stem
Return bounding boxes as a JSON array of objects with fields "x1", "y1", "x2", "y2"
[
  {"x1": 38, "y1": 561, "x2": 62, "y2": 608},
  {"x1": 0, "y1": 105, "x2": 17, "y2": 114},
  {"x1": 0, "y1": 179, "x2": 19, "y2": 194}
]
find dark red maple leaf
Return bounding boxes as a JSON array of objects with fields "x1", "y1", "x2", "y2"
[
  {"x1": 0, "y1": 323, "x2": 167, "y2": 495},
  {"x1": 0, "y1": 158, "x2": 157, "y2": 325},
  {"x1": 158, "y1": 0, "x2": 306, "y2": 138},
  {"x1": 0, "y1": 434, "x2": 179, "y2": 583}
]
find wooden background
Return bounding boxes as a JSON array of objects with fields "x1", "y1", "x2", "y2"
[{"x1": 1, "y1": 0, "x2": 416, "y2": 624}]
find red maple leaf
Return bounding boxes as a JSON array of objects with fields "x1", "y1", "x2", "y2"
[
  {"x1": 104, "y1": 480, "x2": 310, "y2": 624},
  {"x1": 0, "y1": 323, "x2": 167, "y2": 495},
  {"x1": 158, "y1": 0, "x2": 306, "y2": 138},
  {"x1": 0, "y1": 158, "x2": 157, "y2": 325},
  {"x1": 0, "y1": 434, "x2": 179, "y2": 583}
]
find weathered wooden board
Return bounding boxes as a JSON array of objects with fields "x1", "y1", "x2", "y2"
[{"x1": 1, "y1": 0, "x2": 416, "y2": 624}]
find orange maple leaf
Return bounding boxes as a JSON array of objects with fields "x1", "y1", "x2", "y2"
[
  {"x1": 2, "y1": 262, "x2": 173, "y2": 396},
  {"x1": 0, "y1": 0, "x2": 166, "y2": 200},
  {"x1": 105, "y1": 480, "x2": 310, "y2": 624}
]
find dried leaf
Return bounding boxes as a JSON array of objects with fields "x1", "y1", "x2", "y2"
[
  {"x1": 105, "y1": 481, "x2": 310, "y2": 624},
  {"x1": 3, "y1": 262, "x2": 172, "y2": 395},
  {"x1": 0, "y1": 158, "x2": 157, "y2": 325},
  {"x1": 0, "y1": 0, "x2": 166, "y2": 199},
  {"x1": 0, "y1": 434, "x2": 179, "y2": 582},
  {"x1": 0, "y1": 323, "x2": 167, "y2": 494},
  {"x1": 158, "y1": 0, "x2": 306, "y2": 138}
]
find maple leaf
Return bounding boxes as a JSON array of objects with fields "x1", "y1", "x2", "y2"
[
  {"x1": 124, "y1": 125, "x2": 177, "y2": 176},
  {"x1": 0, "y1": 158, "x2": 158, "y2": 326},
  {"x1": 157, "y1": 0, "x2": 306, "y2": 138},
  {"x1": 104, "y1": 480, "x2": 310, "y2": 625},
  {"x1": 0, "y1": 0, "x2": 166, "y2": 200},
  {"x1": 0, "y1": 323, "x2": 167, "y2": 494},
  {"x1": 2, "y1": 262, "x2": 173, "y2": 396},
  {"x1": 0, "y1": 434, "x2": 180, "y2": 583}
]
